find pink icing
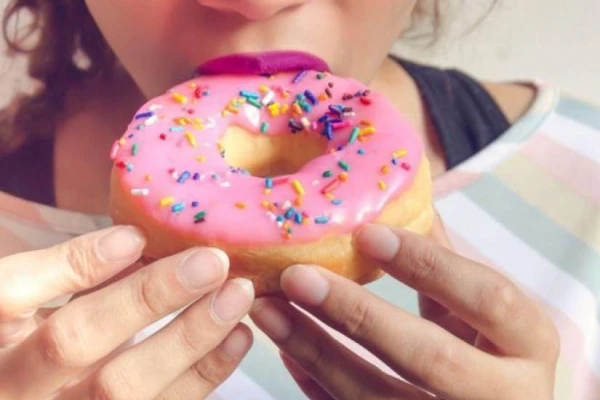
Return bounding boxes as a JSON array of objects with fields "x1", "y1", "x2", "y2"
[{"x1": 111, "y1": 71, "x2": 423, "y2": 245}]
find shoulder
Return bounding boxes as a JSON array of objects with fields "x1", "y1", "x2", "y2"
[{"x1": 482, "y1": 82, "x2": 538, "y2": 124}]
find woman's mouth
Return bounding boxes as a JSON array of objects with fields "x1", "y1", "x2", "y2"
[{"x1": 194, "y1": 50, "x2": 330, "y2": 76}]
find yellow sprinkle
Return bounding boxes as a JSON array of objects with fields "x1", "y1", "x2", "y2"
[
  {"x1": 261, "y1": 200, "x2": 272, "y2": 209},
  {"x1": 189, "y1": 83, "x2": 197, "y2": 89},
  {"x1": 175, "y1": 117, "x2": 188, "y2": 126},
  {"x1": 381, "y1": 165, "x2": 391, "y2": 174},
  {"x1": 172, "y1": 93, "x2": 188, "y2": 104},
  {"x1": 325, "y1": 193, "x2": 336, "y2": 200},
  {"x1": 145, "y1": 174, "x2": 152, "y2": 181},
  {"x1": 283, "y1": 221, "x2": 292, "y2": 230},
  {"x1": 259, "y1": 85, "x2": 270, "y2": 93},
  {"x1": 222, "y1": 110, "x2": 231, "y2": 117},
  {"x1": 264, "y1": 189, "x2": 272, "y2": 195},
  {"x1": 394, "y1": 149, "x2": 408, "y2": 158},
  {"x1": 281, "y1": 104, "x2": 290, "y2": 114},
  {"x1": 292, "y1": 180, "x2": 305, "y2": 196},
  {"x1": 160, "y1": 197, "x2": 175, "y2": 207},
  {"x1": 192, "y1": 124, "x2": 205, "y2": 131},
  {"x1": 196, "y1": 155, "x2": 206, "y2": 162},
  {"x1": 235, "y1": 202, "x2": 247, "y2": 209},
  {"x1": 339, "y1": 172, "x2": 349, "y2": 182},
  {"x1": 361, "y1": 126, "x2": 376, "y2": 136},
  {"x1": 226, "y1": 105, "x2": 239, "y2": 114},
  {"x1": 193, "y1": 117, "x2": 204, "y2": 124},
  {"x1": 217, "y1": 142, "x2": 224, "y2": 153},
  {"x1": 185, "y1": 132, "x2": 197, "y2": 147},
  {"x1": 378, "y1": 181, "x2": 387, "y2": 191},
  {"x1": 238, "y1": 97, "x2": 247, "y2": 104}
]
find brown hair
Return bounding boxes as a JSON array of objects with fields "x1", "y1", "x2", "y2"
[
  {"x1": 0, "y1": 0, "x2": 490, "y2": 156},
  {"x1": 0, "y1": 0, "x2": 116, "y2": 155}
]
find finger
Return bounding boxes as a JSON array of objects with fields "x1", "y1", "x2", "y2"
[
  {"x1": 428, "y1": 210, "x2": 452, "y2": 250},
  {"x1": 0, "y1": 226, "x2": 145, "y2": 323},
  {"x1": 250, "y1": 298, "x2": 431, "y2": 400},
  {"x1": 157, "y1": 324, "x2": 253, "y2": 400},
  {"x1": 62, "y1": 281, "x2": 254, "y2": 400},
  {"x1": 1, "y1": 247, "x2": 229, "y2": 399},
  {"x1": 354, "y1": 224, "x2": 555, "y2": 360},
  {"x1": 281, "y1": 353, "x2": 334, "y2": 400},
  {"x1": 418, "y1": 294, "x2": 478, "y2": 344},
  {"x1": 279, "y1": 265, "x2": 507, "y2": 400}
]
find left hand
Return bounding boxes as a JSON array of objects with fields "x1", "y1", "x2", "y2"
[{"x1": 249, "y1": 215, "x2": 559, "y2": 400}]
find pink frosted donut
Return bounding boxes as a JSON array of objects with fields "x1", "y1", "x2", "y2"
[{"x1": 109, "y1": 67, "x2": 433, "y2": 295}]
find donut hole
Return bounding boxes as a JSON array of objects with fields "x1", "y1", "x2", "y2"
[{"x1": 221, "y1": 126, "x2": 328, "y2": 177}]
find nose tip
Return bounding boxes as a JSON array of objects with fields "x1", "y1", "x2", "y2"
[{"x1": 197, "y1": 0, "x2": 308, "y2": 20}]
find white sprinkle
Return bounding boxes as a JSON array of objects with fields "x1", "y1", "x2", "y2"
[
  {"x1": 206, "y1": 117, "x2": 217, "y2": 129},
  {"x1": 343, "y1": 111, "x2": 356, "y2": 117},
  {"x1": 131, "y1": 188, "x2": 150, "y2": 196},
  {"x1": 220, "y1": 181, "x2": 231, "y2": 187},
  {"x1": 300, "y1": 117, "x2": 311, "y2": 130},
  {"x1": 144, "y1": 114, "x2": 159, "y2": 126},
  {"x1": 171, "y1": 171, "x2": 179, "y2": 179},
  {"x1": 149, "y1": 104, "x2": 163, "y2": 111},
  {"x1": 266, "y1": 212, "x2": 277, "y2": 221},
  {"x1": 312, "y1": 179, "x2": 320, "y2": 186},
  {"x1": 261, "y1": 90, "x2": 275, "y2": 105},
  {"x1": 282, "y1": 200, "x2": 292, "y2": 210}
]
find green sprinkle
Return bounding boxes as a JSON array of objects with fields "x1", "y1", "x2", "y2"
[
  {"x1": 349, "y1": 127, "x2": 360, "y2": 144},
  {"x1": 322, "y1": 170, "x2": 333, "y2": 178},
  {"x1": 338, "y1": 160, "x2": 350, "y2": 172},
  {"x1": 131, "y1": 143, "x2": 139, "y2": 156},
  {"x1": 194, "y1": 211, "x2": 207, "y2": 221},
  {"x1": 247, "y1": 98, "x2": 263, "y2": 109},
  {"x1": 260, "y1": 122, "x2": 269, "y2": 134}
]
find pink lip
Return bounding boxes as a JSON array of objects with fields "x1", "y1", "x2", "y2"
[{"x1": 194, "y1": 51, "x2": 330, "y2": 76}]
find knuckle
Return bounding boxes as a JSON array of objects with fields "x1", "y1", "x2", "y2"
[
  {"x1": 37, "y1": 318, "x2": 88, "y2": 369},
  {"x1": 479, "y1": 279, "x2": 522, "y2": 327},
  {"x1": 91, "y1": 367, "x2": 137, "y2": 400},
  {"x1": 190, "y1": 357, "x2": 230, "y2": 388},
  {"x1": 59, "y1": 242, "x2": 99, "y2": 288},
  {"x1": 302, "y1": 337, "x2": 328, "y2": 373},
  {"x1": 405, "y1": 245, "x2": 440, "y2": 290},
  {"x1": 175, "y1": 316, "x2": 211, "y2": 355},
  {"x1": 130, "y1": 272, "x2": 169, "y2": 319},
  {"x1": 419, "y1": 344, "x2": 462, "y2": 389},
  {"x1": 340, "y1": 296, "x2": 375, "y2": 338}
]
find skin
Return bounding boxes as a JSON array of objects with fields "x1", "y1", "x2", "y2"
[{"x1": 0, "y1": 1, "x2": 552, "y2": 399}]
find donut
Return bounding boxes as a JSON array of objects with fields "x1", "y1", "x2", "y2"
[{"x1": 109, "y1": 55, "x2": 433, "y2": 295}]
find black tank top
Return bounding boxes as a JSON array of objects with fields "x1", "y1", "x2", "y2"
[{"x1": 0, "y1": 59, "x2": 511, "y2": 207}]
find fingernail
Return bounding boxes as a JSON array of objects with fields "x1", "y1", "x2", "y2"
[
  {"x1": 177, "y1": 249, "x2": 229, "y2": 291},
  {"x1": 249, "y1": 299, "x2": 292, "y2": 341},
  {"x1": 219, "y1": 326, "x2": 252, "y2": 359},
  {"x1": 211, "y1": 279, "x2": 255, "y2": 324},
  {"x1": 97, "y1": 226, "x2": 145, "y2": 262},
  {"x1": 354, "y1": 224, "x2": 400, "y2": 262},
  {"x1": 280, "y1": 265, "x2": 330, "y2": 306}
]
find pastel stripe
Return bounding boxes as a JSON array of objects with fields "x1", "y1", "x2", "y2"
[
  {"x1": 521, "y1": 135, "x2": 600, "y2": 204},
  {"x1": 493, "y1": 153, "x2": 600, "y2": 252},
  {"x1": 433, "y1": 170, "x2": 481, "y2": 199},
  {"x1": 557, "y1": 96, "x2": 600, "y2": 131},
  {"x1": 436, "y1": 192, "x2": 600, "y2": 378},
  {"x1": 462, "y1": 174, "x2": 600, "y2": 299},
  {"x1": 543, "y1": 114, "x2": 600, "y2": 165}
]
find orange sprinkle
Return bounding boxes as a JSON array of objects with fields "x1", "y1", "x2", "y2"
[
  {"x1": 303, "y1": 218, "x2": 310, "y2": 225},
  {"x1": 189, "y1": 83, "x2": 198, "y2": 89},
  {"x1": 283, "y1": 232, "x2": 292, "y2": 240},
  {"x1": 318, "y1": 93, "x2": 329, "y2": 101},
  {"x1": 325, "y1": 193, "x2": 336, "y2": 200},
  {"x1": 259, "y1": 85, "x2": 270, "y2": 93},
  {"x1": 360, "y1": 120, "x2": 373, "y2": 126},
  {"x1": 292, "y1": 103, "x2": 303, "y2": 115},
  {"x1": 118, "y1": 138, "x2": 126, "y2": 145},
  {"x1": 381, "y1": 165, "x2": 391, "y2": 174},
  {"x1": 378, "y1": 181, "x2": 387, "y2": 191},
  {"x1": 358, "y1": 136, "x2": 369, "y2": 143},
  {"x1": 235, "y1": 202, "x2": 247, "y2": 209},
  {"x1": 145, "y1": 174, "x2": 152, "y2": 181},
  {"x1": 281, "y1": 104, "x2": 290, "y2": 114},
  {"x1": 226, "y1": 105, "x2": 239, "y2": 114},
  {"x1": 338, "y1": 172, "x2": 349, "y2": 182},
  {"x1": 264, "y1": 189, "x2": 272, "y2": 195},
  {"x1": 196, "y1": 155, "x2": 206, "y2": 162},
  {"x1": 261, "y1": 200, "x2": 272, "y2": 209},
  {"x1": 294, "y1": 197, "x2": 303, "y2": 206}
]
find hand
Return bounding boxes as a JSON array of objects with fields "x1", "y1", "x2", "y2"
[
  {"x1": 0, "y1": 226, "x2": 254, "y2": 400},
  {"x1": 249, "y1": 216, "x2": 559, "y2": 400}
]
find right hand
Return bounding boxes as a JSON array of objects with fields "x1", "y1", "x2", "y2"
[{"x1": 0, "y1": 226, "x2": 255, "y2": 400}]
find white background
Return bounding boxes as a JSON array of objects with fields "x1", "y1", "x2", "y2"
[{"x1": 1, "y1": 0, "x2": 599, "y2": 105}]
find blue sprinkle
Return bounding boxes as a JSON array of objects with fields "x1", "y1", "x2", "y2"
[
  {"x1": 191, "y1": 201, "x2": 199, "y2": 207},
  {"x1": 332, "y1": 199, "x2": 343, "y2": 205},
  {"x1": 276, "y1": 215, "x2": 285, "y2": 223},
  {"x1": 127, "y1": 133, "x2": 135, "y2": 139},
  {"x1": 299, "y1": 101, "x2": 312, "y2": 112},
  {"x1": 284, "y1": 208, "x2": 296, "y2": 220},
  {"x1": 315, "y1": 216, "x2": 329, "y2": 224},
  {"x1": 193, "y1": 172, "x2": 200, "y2": 180},
  {"x1": 336, "y1": 145, "x2": 344, "y2": 151},
  {"x1": 287, "y1": 228, "x2": 293, "y2": 234},
  {"x1": 135, "y1": 111, "x2": 155, "y2": 119},
  {"x1": 294, "y1": 213, "x2": 303, "y2": 224},
  {"x1": 323, "y1": 123, "x2": 333, "y2": 141},
  {"x1": 171, "y1": 202, "x2": 185, "y2": 213},
  {"x1": 126, "y1": 163, "x2": 134, "y2": 172},
  {"x1": 357, "y1": 148, "x2": 366, "y2": 155},
  {"x1": 392, "y1": 158, "x2": 399, "y2": 165},
  {"x1": 177, "y1": 171, "x2": 191, "y2": 184},
  {"x1": 292, "y1": 70, "x2": 308, "y2": 84},
  {"x1": 296, "y1": 93, "x2": 305, "y2": 101},
  {"x1": 202, "y1": 90, "x2": 210, "y2": 96},
  {"x1": 328, "y1": 105, "x2": 343, "y2": 115},
  {"x1": 265, "y1": 177, "x2": 273, "y2": 189},
  {"x1": 304, "y1": 90, "x2": 318, "y2": 105},
  {"x1": 136, "y1": 124, "x2": 144, "y2": 131},
  {"x1": 240, "y1": 90, "x2": 260, "y2": 99},
  {"x1": 169, "y1": 126, "x2": 184, "y2": 132},
  {"x1": 318, "y1": 114, "x2": 329, "y2": 123}
]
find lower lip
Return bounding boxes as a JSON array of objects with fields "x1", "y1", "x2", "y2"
[{"x1": 194, "y1": 51, "x2": 330, "y2": 76}]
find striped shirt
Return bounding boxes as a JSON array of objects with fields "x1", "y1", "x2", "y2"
[{"x1": 0, "y1": 82, "x2": 597, "y2": 399}]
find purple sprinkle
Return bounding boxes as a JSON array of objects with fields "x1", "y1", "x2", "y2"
[
  {"x1": 135, "y1": 111, "x2": 155, "y2": 119},
  {"x1": 292, "y1": 70, "x2": 308, "y2": 84}
]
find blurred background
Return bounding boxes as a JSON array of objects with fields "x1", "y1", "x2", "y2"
[{"x1": 0, "y1": 0, "x2": 599, "y2": 105}]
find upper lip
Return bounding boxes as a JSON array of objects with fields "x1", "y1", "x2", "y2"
[{"x1": 194, "y1": 50, "x2": 330, "y2": 76}]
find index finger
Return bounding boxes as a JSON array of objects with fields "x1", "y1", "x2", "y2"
[
  {"x1": 354, "y1": 224, "x2": 556, "y2": 360},
  {"x1": 0, "y1": 226, "x2": 145, "y2": 321}
]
